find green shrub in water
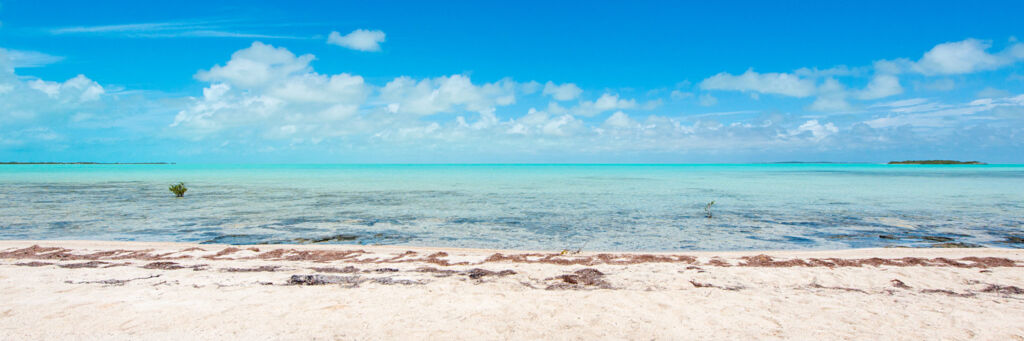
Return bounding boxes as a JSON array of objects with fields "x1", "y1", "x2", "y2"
[
  {"x1": 704, "y1": 200, "x2": 715, "y2": 219},
  {"x1": 169, "y1": 182, "x2": 188, "y2": 197}
]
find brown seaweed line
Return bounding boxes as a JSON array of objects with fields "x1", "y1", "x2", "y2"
[{"x1": 2, "y1": 245, "x2": 1021, "y2": 268}]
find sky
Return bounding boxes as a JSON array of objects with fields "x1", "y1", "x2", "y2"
[{"x1": 0, "y1": 0, "x2": 1022, "y2": 163}]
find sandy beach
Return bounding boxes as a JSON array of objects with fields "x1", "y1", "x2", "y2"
[{"x1": 0, "y1": 240, "x2": 1022, "y2": 340}]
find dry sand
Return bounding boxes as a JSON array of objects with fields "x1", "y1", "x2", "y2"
[{"x1": 1, "y1": 240, "x2": 1023, "y2": 340}]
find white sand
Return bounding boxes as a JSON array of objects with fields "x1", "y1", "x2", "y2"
[{"x1": 1, "y1": 240, "x2": 1023, "y2": 340}]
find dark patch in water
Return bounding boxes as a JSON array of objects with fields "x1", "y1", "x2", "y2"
[
  {"x1": 929, "y1": 242, "x2": 984, "y2": 248},
  {"x1": 201, "y1": 234, "x2": 272, "y2": 244},
  {"x1": 294, "y1": 234, "x2": 359, "y2": 243}
]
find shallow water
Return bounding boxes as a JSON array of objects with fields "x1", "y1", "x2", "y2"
[{"x1": 1, "y1": 164, "x2": 1022, "y2": 251}]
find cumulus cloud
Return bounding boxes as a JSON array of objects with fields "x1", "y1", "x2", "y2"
[
  {"x1": 10, "y1": 36, "x2": 1015, "y2": 161},
  {"x1": 788, "y1": 120, "x2": 838, "y2": 141},
  {"x1": 379, "y1": 75, "x2": 516, "y2": 116},
  {"x1": 505, "y1": 108, "x2": 584, "y2": 137},
  {"x1": 167, "y1": 41, "x2": 866, "y2": 156},
  {"x1": 557, "y1": 92, "x2": 634, "y2": 116},
  {"x1": 602, "y1": 111, "x2": 639, "y2": 129},
  {"x1": 542, "y1": 81, "x2": 582, "y2": 101},
  {"x1": 698, "y1": 93, "x2": 717, "y2": 106},
  {"x1": 876, "y1": 39, "x2": 1024, "y2": 75},
  {"x1": 699, "y1": 69, "x2": 816, "y2": 97},
  {"x1": 0, "y1": 48, "x2": 105, "y2": 108},
  {"x1": 0, "y1": 48, "x2": 113, "y2": 150},
  {"x1": 856, "y1": 74, "x2": 903, "y2": 100},
  {"x1": 174, "y1": 42, "x2": 369, "y2": 134},
  {"x1": 670, "y1": 90, "x2": 693, "y2": 100},
  {"x1": 808, "y1": 78, "x2": 851, "y2": 112},
  {"x1": 327, "y1": 29, "x2": 386, "y2": 52},
  {"x1": 195, "y1": 42, "x2": 316, "y2": 88}
]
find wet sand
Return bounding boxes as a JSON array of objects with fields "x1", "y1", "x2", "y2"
[{"x1": 1, "y1": 240, "x2": 1023, "y2": 340}]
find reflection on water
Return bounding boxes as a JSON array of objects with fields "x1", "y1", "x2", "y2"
[{"x1": 1, "y1": 164, "x2": 1022, "y2": 251}]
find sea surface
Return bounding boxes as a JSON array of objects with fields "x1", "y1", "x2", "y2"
[{"x1": 1, "y1": 164, "x2": 1022, "y2": 251}]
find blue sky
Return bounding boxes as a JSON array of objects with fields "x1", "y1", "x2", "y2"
[{"x1": 1, "y1": 0, "x2": 1022, "y2": 163}]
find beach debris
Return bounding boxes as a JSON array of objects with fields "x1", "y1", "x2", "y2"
[
  {"x1": 706, "y1": 258, "x2": 732, "y2": 267},
  {"x1": 141, "y1": 261, "x2": 207, "y2": 271},
  {"x1": 14, "y1": 261, "x2": 54, "y2": 267},
  {"x1": 287, "y1": 274, "x2": 425, "y2": 287},
  {"x1": 980, "y1": 284, "x2": 1024, "y2": 295},
  {"x1": 65, "y1": 274, "x2": 161, "y2": 286},
  {"x1": 413, "y1": 266, "x2": 460, "y2": 277},
  {"x1": 920, "y1": 289, "x2": 975, "y2": 297},
  {"x1": 704, "y1": 200, "x2": 716, "y2": 218},
  {"x1": 546, "y1": 268, "x2": 612, "y2": 290},
  {"x1": 560, "y1": 241, "x2": 590, "y2": 255},
  {"x1": 689, "y1": 280, "x2": 744, "y2": 291},
  {"x1": 739, "y1": 254, "x2": 810, "y2": 267},
  {"x1": 222, "y1": 265, "x2": 281, "y2": 272},
  {"x1": 288, "y1": 274, "x2": 362, "y2": 287},
  {"x1": 807, "y1": 283, "x2": 867, "y2": 294},
  {"x1": 466, "y1": 268, "x2": 516, "y2": 279},
  {"x1": 372, "y1": 268, "x2": 399, "y2": 273},
  {"x1": 890, "y1": 279, "x2": 911, "y2": 289},
  {"x1": 408, "y1": 267, "x2": 516, "y2": 280},
  {"x1": 370, "y1": 277, "x2": 426, "y2": 285},
  {"x1": 168, "y1": 182, "x2": 187, "y2": 198},
  {"x1": 59, "y1": 261, "x2": 111, "y2": 269},
  {"x1": 312, "y1": 266, "x2": 360, "y2": 273}
]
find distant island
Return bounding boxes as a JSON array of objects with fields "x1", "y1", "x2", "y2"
[
  {"x1": 0, "y1": 162, "x2": 174, "y2": 165},
  {"x1": 888, "y1": 160, "x2": 986, "y2": 165}
]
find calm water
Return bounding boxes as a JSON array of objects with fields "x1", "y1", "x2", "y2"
[{"x1": 1, "y1": 164, "x2": 1022, "y2": 251}]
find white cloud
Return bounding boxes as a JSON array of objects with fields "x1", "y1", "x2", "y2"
[
  {"x1": 4, "y1": 49, "x2": 64, "y2": 68},
  {"x1": 0, "y1": 48, "x2": 108, "y2": 132},
  {"x1": 788, "y1": 120, "x2": 838, "y2": 141},
  {"x1": 379, "y1": 75, "x2": 516, "y2": 116},
  {"x1": 876, "y1": 39, "x2": 1024, "y2": 75},
  {"x1": 603, "y1": 111, "x2": 638, "y2": 129},
  {"x1": 699, "y1": 69, "x2": 816, "y2": 97},
  {"x1": 698, "y1": 93, "x2": 717, "y2": 106},
  {"x1": 856, "y1": 74, "x2": 903, "y2": 100},
  {"x1": 327, "y1": 29, "x2": 386, "y2": 52},
  {"x1": 542, "y1": 81, "x2": 582, "y2": 101},
  {"x1": 670, "y1": 90, "x2": 693, "y2": 100},
  {"x1": 196, "y1": 42, "x2": 315, "y2": 88},
  {"x1": 546, "y1": 93, "x2": 639, "y2": 117},
  {"x1": 869, "y1": 98, "x2": 929, "y2": 108},
  {"x1": 27, "y1": 75, "x2": 104, "y2": 102},
  {"x1": 505, "y1": 108, "x2": 585, "y2": 137},
  {"x1": 793, "y1": 65, "x2": 866, "y2": 77},
  {"x1": 977, "y1": 87, "x2": 1011, "y2": 98},
  {"x1": 174, "y1": 42, "x2": 369, "y2": 134},
  {"x1": 50, "y1": 21, "x2": 306, "y2": 39},
  {"x1": 863, "y1": 94, "x2": 1024, "y2": 128},
  {"x1": 808, "y1": 78, "x2": 851, "y2": 112},
  {"x1": 170, "y1": 43, "x2": 859, "y2": 155},
  {"x1": 914, "y1": 78, "x2": 955, "y2": 92},
  {"x1": 913, "y1": 39, "x2": 1020, "y2": 75}
]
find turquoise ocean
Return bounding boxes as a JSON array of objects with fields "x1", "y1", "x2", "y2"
[{"x1": 1, "y1": 164, "x2": 1022, "y2": 251}]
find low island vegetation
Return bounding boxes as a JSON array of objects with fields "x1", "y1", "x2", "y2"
[{"x1": 888, "y1": 160, "x2": 986, "y2": 165}]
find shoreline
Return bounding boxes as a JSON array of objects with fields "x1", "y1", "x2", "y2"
[{"x1": 3, "y1": 240, "x2": 1023, "y2": 339}]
